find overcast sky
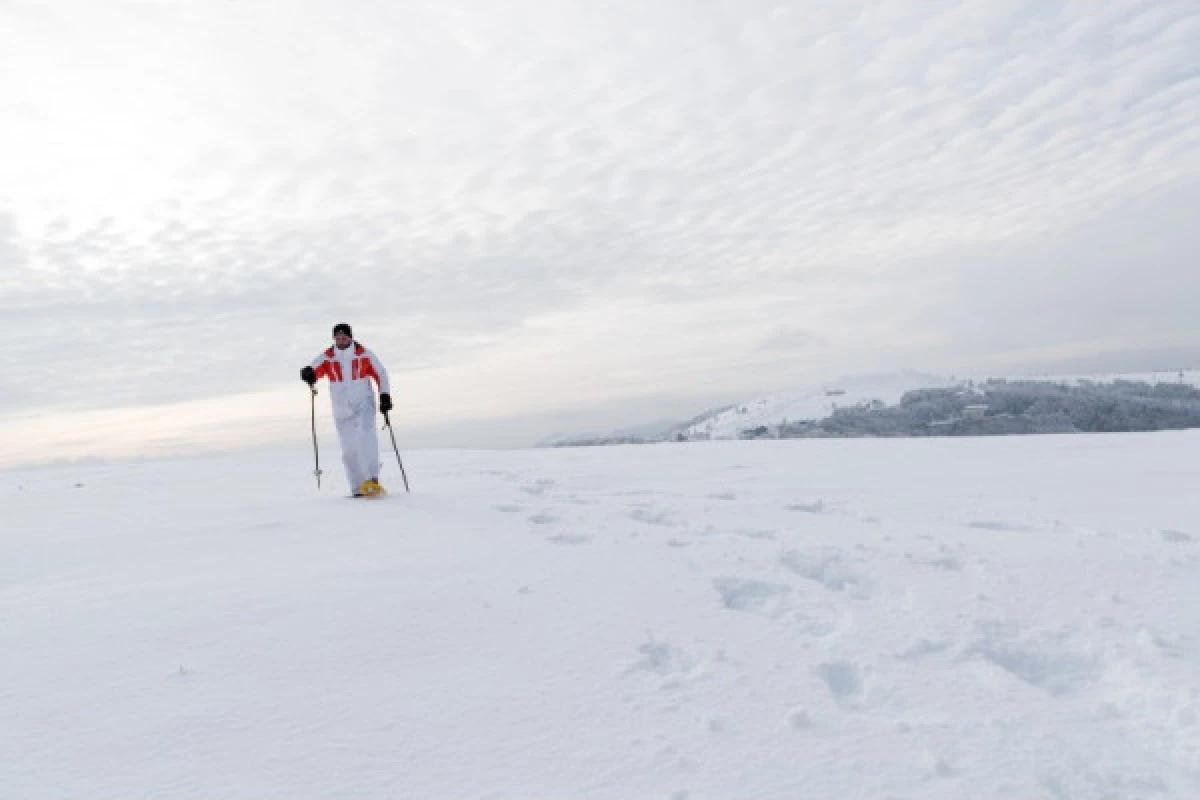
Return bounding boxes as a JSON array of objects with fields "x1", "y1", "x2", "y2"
[{"x1": 2, "y1": 0, "x2": 1198, "y2": 466}]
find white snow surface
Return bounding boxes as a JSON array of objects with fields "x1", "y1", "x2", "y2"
[{"x1": 4, "y1": 433, "x2": 1200, "y2": 799}]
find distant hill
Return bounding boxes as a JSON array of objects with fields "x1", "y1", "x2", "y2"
[
  {"x1": 540, "y1": 369, "x2": 1200, "y2": 447},
  {"x1": 790, "y1": 377, "x2": 1200, "y2": 439},
  {"x1": 680, "y1": 370, "x2": 951, "y2": 441},
  {"x1": 536, "y1": 418, "x2": 692, "y2": 448}
]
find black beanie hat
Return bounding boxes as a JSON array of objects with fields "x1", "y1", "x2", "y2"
[{"x1": 332, "y1": 323, "x2": 353, "y2": 338}]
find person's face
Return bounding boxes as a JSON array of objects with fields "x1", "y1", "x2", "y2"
[{"x1": 334, "y1": 332, "x2": 352, "y2": 349}]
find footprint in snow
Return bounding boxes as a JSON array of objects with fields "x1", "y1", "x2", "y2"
[
  {"x1": 817, "y1": 660, "x2": 865, "y2": 708},
  {"x1": 706, "y1": 717, "x2": 729, "y2": 734},
  {"x1": 630, "y1": 508, "x2": 675, "y2": 526},
  {"x1": 713, "y1": 577, "x2": 847, "y2": 636},
  {"x1": 787, "y1": 708, "x2": 815, "y2": 730},
  {"x1": 969, "y1": 622, "x2": 1098, "y2": 696},
  {"x1": 968, "y1": 520, "x2": 1035, "y2": 532},
  {"x1": 529, "y1": 512, "x2": 558, "y2": 525},
  {"x1": 921, "y1": 556, "x2": 963, "y2": 572},
  {"x1": 785, "y1": 499, "x2": 827, "y2": 513},
  {"x1": 493, "y1": 504, "x2": 523, "y2": 513},
  {"x1": 895, "y1": 639, "x2": 953, "y2": 661},
  {"x1": 713, "y1": 577, "x2": 793, "y2": 619},
  {"x1": 547, "y1": 533, "x2": 591, "y2": 546},
  {"x1": 923, "y1": 753, "x2": 957, "y2": 780},
  {"x1": 779, "y1": 549, "x2": 863, "y2": 593},
  {"x1": 625, "y1": 638, "x2": 698, "y2": 680},
  {"x1": 1159, "y1": 529, "x2": 1193, "y2": 543},
  {"x1": 731, "y1": 528, "x2": 777, "y2": 541}
]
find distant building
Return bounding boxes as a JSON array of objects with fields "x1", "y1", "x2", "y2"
[
  {"x1": 964, "y1": 404, "x2": 989, "y2": 420},
  {"x1": 741, "y1": 425, "x2": 771, "y2": 439}
]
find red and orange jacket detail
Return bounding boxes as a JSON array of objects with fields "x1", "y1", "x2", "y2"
[{"x1": 308, "y1": 342, "x2": 391, "y2": 419}]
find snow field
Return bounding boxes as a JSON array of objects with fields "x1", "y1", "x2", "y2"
[{"x1": 3, "y1": 432, "x2": 1199, "y2": 799}]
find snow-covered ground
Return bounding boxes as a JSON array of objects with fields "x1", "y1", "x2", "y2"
[{"x1": 4, "y1": 433, "x2": 1200, "y2": 799}]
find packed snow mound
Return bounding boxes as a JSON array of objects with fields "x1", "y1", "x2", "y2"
[{"x1": 4, "y1": 433, "x2": 1200, "y2": 798}]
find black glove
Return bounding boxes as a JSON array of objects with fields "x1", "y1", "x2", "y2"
[
  {"x1": 300, "y1": 366, "x2": 316, "y2": 385},
  {"x1": 379, "y1": 393, "x2": 393, "y2": 414}
]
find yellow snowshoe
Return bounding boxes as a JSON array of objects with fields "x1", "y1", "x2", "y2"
[{"x1": 357, "y1": 479, "x2": 387, "y2": 498}]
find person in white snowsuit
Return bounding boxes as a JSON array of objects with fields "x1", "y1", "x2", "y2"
[{"x1": 301, "y1": 323, "x2": 393, "y2": 496}]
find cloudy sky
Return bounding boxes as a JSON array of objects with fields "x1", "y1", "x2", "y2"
[{"x1": 2, "y1": 0, "x2": 1198, "y2": 466}]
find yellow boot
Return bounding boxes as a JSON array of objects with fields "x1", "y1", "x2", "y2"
[{"x1": 358, "y1": 479, "x2": 386, "y2": 497}]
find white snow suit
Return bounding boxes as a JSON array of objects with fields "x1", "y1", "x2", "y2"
[{"x1": 309, "y1": 342, "x2": 391, "y2": 491}]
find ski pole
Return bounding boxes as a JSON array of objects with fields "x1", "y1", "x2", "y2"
[
  {"x1": 383, "y1": 411, "x2": 411, "y2": 493},
  {"x1": 310, "y1": 386, "x2": 323, "y2": 489}
]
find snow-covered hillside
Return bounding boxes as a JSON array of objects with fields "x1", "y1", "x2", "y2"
[
  {"x1": 683, "y1": 370, "x2": 1200, "y2": 441},
  {"x1": 684, "y1": 371, "x2": 951, "y2": 440},
  {"x1": 4, "y1": 433, "x2": 1200, "y2": 799}
]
